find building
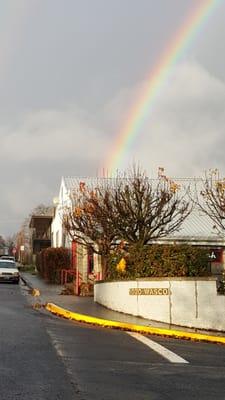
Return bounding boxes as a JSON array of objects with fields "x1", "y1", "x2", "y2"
[
  {"x1": 51, "y1": 177, "x2": 102, "y2": 293},
  {"x1": 154, "y1": 208, "x2": 225, "y2": 276},
  {"x1": 29, "y1": 212, "x2": 54, "y2": 263}
]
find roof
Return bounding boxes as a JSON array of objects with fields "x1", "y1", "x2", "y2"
[
  {"x1": 29, "y1": 215, "x2": 53, "y2": 228},
  {"x1": 63, "y1": 176, "x2": 117, "y2": 192},
  {"x1": 165, "y1": 209, "x2": 224, "y2": 244}
]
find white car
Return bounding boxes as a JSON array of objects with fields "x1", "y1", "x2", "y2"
[
  {"x1": 0, "y1": 259, "x2": 20, "y2": 284},
  {"x1": 0, "y1": 255, "x2": 15, "y2": 262}
]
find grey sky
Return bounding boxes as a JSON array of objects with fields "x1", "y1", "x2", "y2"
[{"x1": 0, "y1": 0, "x2": 225, "y2": 235}]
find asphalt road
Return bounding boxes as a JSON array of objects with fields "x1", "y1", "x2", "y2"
[{"x1": 1, "y1": 282, "x2": 225, "y2": 399}]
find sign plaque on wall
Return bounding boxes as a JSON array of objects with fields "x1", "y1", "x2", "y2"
[{"x1": 129, "y1": 288, "x2": 169, "y2": 296}]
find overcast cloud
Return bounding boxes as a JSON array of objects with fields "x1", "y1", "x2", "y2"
[{"x1": 0, "y1": 0, "x2": 225, "y2": 235}]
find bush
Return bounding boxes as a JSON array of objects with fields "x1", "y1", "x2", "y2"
[
  {"x1": 108, "y1": 244, "x2": 211, "y2": 280},
  {"x1": 36, "y1": 247, "x2": 71, "y2": 283}
]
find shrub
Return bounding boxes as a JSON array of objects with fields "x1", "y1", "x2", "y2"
[
  {"x1": 108, "y1": 244, "x2": 211, "y2": 280},
  {"x1": 36, "y1": 247, "x2": 71, "y2": 283}
]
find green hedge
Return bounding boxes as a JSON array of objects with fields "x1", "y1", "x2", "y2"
[
  {"x1": 36, "y1": 247, "x2": 71, "y2": 283},
  {"x1": 108, "y1": 244, "x2": 211, "y2": 280}
]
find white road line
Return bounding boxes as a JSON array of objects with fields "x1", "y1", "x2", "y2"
[
  {"x1": 127, "y1": 332, "x2": 189, "y2": 364},
  {"x1": 46, "y1": 329, "x2": 65, "y2": 358}
]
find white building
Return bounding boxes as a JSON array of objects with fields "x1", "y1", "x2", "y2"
[{"x1": 51, "y1": 177, "x2": 103, "y2": 293}]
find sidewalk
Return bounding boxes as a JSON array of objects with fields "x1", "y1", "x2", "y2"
[
  {"x1": 21, "y1": 272, "x2": 162, "y2": 327},
  {"x1": 21, "y1": 271, "x2": 225, "y2": 339}
]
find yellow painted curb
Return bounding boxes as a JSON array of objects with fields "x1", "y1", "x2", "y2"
[{"x1": 45, "y1": 302, "x2": 225, "y2": 345}]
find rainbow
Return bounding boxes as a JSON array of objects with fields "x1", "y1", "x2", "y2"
[{"x1": 106, "y1": 0, "x2": 221, "y2": 176}]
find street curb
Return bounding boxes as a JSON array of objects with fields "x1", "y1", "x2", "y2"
[
  {"x1": 21, "y1": 273, "x2": 225, "y2": 345},
  {"x1": 45, "y1": 302, "x2": 225, "y2": 346},
  {"x1": 20, "y1": 275, "x2": 33, "y2": 290}
]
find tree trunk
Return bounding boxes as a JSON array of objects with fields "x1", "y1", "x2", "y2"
[{"x1": 101, "y1": 254, "x2": 108, "y2": 280}]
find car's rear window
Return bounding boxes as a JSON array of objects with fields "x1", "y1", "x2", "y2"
[{"x1": 0, "y1": 261, "x2": 16, "y2": 268}]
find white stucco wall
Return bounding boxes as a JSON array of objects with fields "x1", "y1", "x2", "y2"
[
  {"x1": 51, "y1": 178, "x2": 72, "y2": 248},
  {"x1": 94, "y1": 278, "x2": 225, "y2": 331},
  {"x1": 94, "y1": 281, "x2": 138, "y2": 315},
  {"x1": 137, "y1": 280, "x2": 171, "y2": 323}
]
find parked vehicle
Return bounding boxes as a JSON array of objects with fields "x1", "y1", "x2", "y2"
[
  {"x1": 0, "y1": 255, "x2": 15, "y2": 261},
  {"x1": 0, "y1": 259, "x2": 20, "y2": 284}
]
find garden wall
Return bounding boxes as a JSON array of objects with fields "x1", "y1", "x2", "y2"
[{"x1": 94, "y1": 278, "x2": 225, "y2": 331}]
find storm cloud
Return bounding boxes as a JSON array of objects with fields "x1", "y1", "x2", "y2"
[{"x1": 0, "y1": 0, "x2": 225, "y2": 235}]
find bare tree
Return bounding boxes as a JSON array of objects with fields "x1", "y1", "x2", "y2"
[
  {"x1": 0, "y1": 235, "x2": 6, "y2": 256},
  {"x1": 112, "y1": 167, "x2": 192, "y2": 246},
  {"x1": 4, "y1": 234, "x2": 17, "y2": 255},
  {"x1": 16, "y1": 218, "x2": 31, "y2": 263},
  {"x1": 63, "y1": 180, "x2": 117, "y2": 277},
  {"x1": 0, "y1": 235, "x2": 5, "y2": 247},
  {"x1": 195, "y1": 169, "x2": 225, "y2": 232}
]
